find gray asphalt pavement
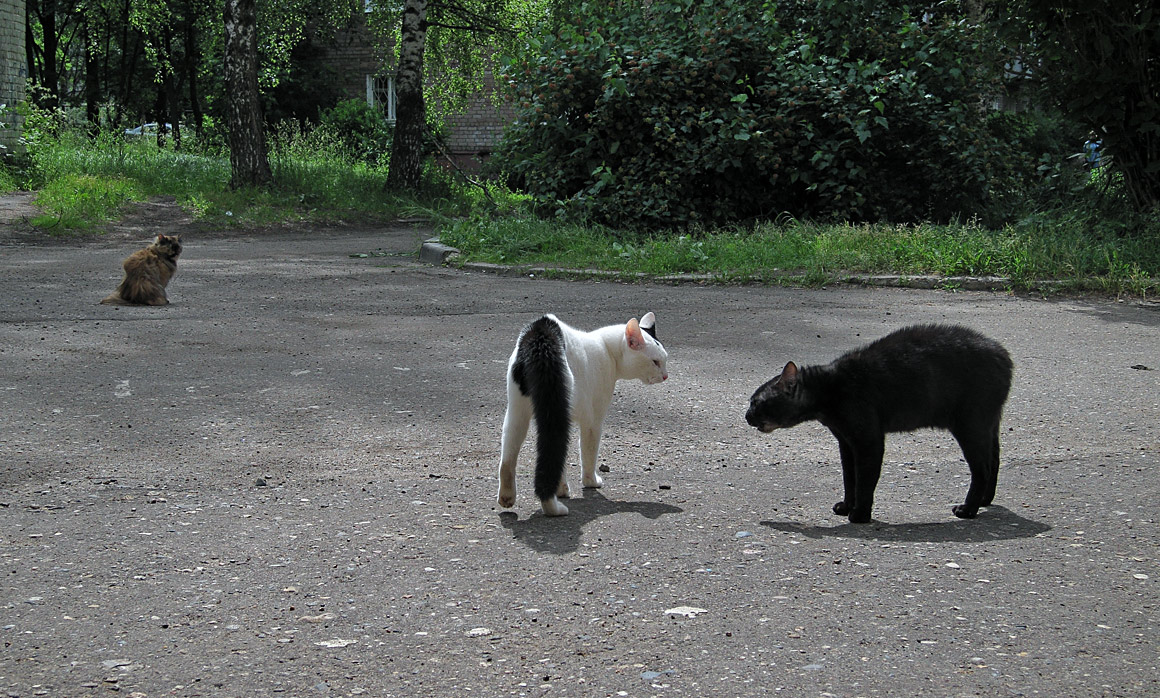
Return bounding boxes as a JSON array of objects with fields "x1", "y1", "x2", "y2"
[{"x1": 0, "y1": 225, "x2": 1157, "y2": 697}]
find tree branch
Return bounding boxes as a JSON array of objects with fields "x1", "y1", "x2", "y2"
[{"x1": 424, "y1": 20, "x2": 499, "y2": 34}]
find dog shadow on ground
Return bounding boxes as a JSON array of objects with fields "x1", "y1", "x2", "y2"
[
  {"x1": 760, "y1": 505, "x2": 1051, "y2": 543},
  {"x1": 500, "y1": 490, "x2": 683, "y2": 555}
]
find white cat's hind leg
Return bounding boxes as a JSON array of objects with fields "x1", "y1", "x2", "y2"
[
  {"x1": 498, "y1": 390, "x2": 532, "y2": 509},
  {"x1": 580, "y1": 425, "x2": 604, "y2": 489},
  {"x1": 540, "y1": 496, "x2": 569, "y2": 517}
]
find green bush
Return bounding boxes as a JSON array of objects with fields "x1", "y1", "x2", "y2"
[
  {"x1": 494, "y1": 0, "x2": 1007, "y2": 229},
  {"x1": 318, "y1": 99, "x2": 394, "y2": 164},
  {"x1": 1002, "y1": 0, "x2": 1160, "y2": 212},
  {"x1": 983, "y1": 110, "x2": 1089, "y2": 218}
]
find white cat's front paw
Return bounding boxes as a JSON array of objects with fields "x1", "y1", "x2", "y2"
[
  {"x1": 497, "y1": 488, "x2": 516, "y2": 508},
  {"x1": 541, "y1": 497, "x2": 569, "y2": 517},
  {"x1": 582, "y1": 472, "x2": 604, "y2": 489},
  {"x1": 556, "y1": 481, "x2": 572, "y2": 499}
]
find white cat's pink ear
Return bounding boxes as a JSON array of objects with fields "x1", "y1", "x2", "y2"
[{"x1": 626, "y1": 318, "x2": 646, "y2": 350}]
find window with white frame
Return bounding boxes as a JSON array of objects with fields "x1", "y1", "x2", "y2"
[{"x1": 366, "y1": 75, "x2": 397, "y2": 122}]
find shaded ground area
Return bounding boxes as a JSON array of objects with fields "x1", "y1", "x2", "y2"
[
  {"x1": 0, "y1": 211, "x2": 1157, "y2": 697},
  {"x1": 0, "y1": 191, "x2": 40, "y2": 228}
]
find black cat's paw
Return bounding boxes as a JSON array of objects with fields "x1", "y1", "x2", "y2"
[
  {"x1": 832, "y1": 501, "x2": 852, "y2": 516},
  {"x1": 847, "y1": 510, "x2": 872, "y2": 524},
  {"x1": 952, "y1": 504, "x2": 979, "y2": 519}
]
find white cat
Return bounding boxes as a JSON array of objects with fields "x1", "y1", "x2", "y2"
[{"x1": 497, "y1": 312, "x2": 669, "y2": 516}]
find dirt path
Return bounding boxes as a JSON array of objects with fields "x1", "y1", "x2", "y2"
[{"x1": 0, "y1": 190, "x2": 40, "y2": 228}]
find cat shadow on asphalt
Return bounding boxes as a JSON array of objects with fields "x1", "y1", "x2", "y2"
[
  {"x1": 760, "y1": 505, "x2": 1050, "y2": 544},
  {"x1": 499, "y1": 490, "x2": 682, "y2": 555}
]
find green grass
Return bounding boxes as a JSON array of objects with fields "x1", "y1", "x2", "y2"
[
  {"x1": 13, "y1": 125, "x2": 1160, "y2": 299},
  {"x1": 21, "y1": 130, "x2": 474, "y2": 231},
  {"x1": 0, "y1": 161, "x2": 16, "y2": 193},
  {"x1": 31, "y1": 173, "x2": 144, "y2": 230},
  {"x1": 441, "y1": 211, "x2": 1160, "y2": 298}
]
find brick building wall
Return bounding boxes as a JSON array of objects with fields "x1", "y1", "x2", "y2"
[
  {"x1": 325, "y1": 9, "x2": 390, "y2": 105},
  {"x1": 442, "y1": 70, "x2": 517, "y2": 171},
  {"x1": 0, "y1": 0, "x2": 25, "y2": 154}
]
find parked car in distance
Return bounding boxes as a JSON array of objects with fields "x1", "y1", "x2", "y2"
[{"x1": 124, "y1": 123, "x2": 173, "y2": 137}]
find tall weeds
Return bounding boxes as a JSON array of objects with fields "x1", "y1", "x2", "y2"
[{"x1": 20, "y1": 122, "x2": 474, "y2": 230}]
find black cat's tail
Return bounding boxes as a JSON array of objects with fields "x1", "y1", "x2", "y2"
[{"x1": 511, "y1": 316, "x2": 572, "y2": 501}]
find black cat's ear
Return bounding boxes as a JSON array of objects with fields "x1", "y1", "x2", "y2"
[
  {"x1": 781, "y1": 361, "x2": 799, "y2": 384},
  {"x1": 639, "y1": 311, "x2": 657, "y2": 340}
]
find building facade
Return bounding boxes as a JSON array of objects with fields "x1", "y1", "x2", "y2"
[
  {"x1": 441, "y1": 72, "x2": 515, "y2": 171},
  {"x1": 0, "y1": 0, "x2": 25, "y2": 154}
]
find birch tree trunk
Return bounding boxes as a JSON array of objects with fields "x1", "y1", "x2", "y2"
[
  {"x1": 223, "y1": 0, "x2": 270, "y2": 188},
  {"x1": 386, "y1": 0, "x2": 428, "y2": 191}
]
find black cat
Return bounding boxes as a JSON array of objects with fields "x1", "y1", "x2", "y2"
[{"x1": 745, "y1": 324, "x2": 1013, "y2": 523}]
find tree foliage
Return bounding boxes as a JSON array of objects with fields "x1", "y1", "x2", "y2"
[
  {"x1": 368, "y1": 0, "x2": 543, "y2": 190},
  {"x1": 999, "y1": 1, "x2": 1160, "y2": 212},
  {"x1": 495, "y1": 0, "x2": 1008, "y2": 228},
  {"x1": 368, "y1": 0, "x2": 540, "y2": 117},
  {"x1": 24, "y1": 0, "x2": 352, "y2": 143}
]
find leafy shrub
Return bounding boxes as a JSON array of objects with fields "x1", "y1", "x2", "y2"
[
  {"x1": 319, "y1": 99, "x2": 394, "y2": 164},
  {"x1": 15, "y1": 91, "x2": 72, "y2": 161},
  {"x1": 186, "y1": 115, "x2": 230, "y2": 157},
  {"x1": 1001, "y1": 0, "x2": 1160, "y2": 213},
  {"x1": 495, "y1": 0, "x2": 1006, "y2": 229},
  {"x1": 983, "y1": 110, "x2": 1089, "y2": 219}
]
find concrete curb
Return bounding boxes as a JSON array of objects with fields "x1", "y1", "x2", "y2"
[
  {"x1": 419, "y1": 239, "x2": 1040, "y2": 292},
  {"x1": 418, "y1": 238, "x2": 460, "y2": 265}
]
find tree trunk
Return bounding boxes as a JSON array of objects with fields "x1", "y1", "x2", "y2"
[
  {"x1": 38, "y1": 0, "x2": 60, "y2": 107},
  {"x1": 386, "y1": 0, "x2": 428, "y2": 192},
  {"x1": 185, "y1": 13, "x2": 204, "y2": 140},
  {"x1": 84, "y1": 20, "x2": 100, "y2": 136},
  {"x1": 154, "y1": 86, "x2": 167, "y2": 148},
  {"x1": 113, "y1": 0, "x2": 132, "y2": 128},
  {"x1": 25, "y1": 3, "x2": 39, "y2": 87},
  {"x1": 223, "y1": 0, "x2": 271, "y2": 188},
  {"x1": 162, "y1": 31, "x2": 183, "y2": 151}
]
